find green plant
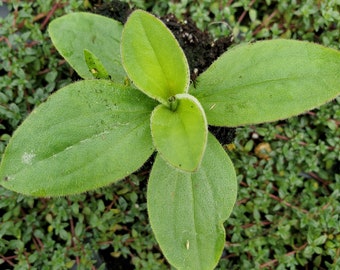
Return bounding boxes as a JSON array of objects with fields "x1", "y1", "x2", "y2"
[{"x1": 1, "y1": 9, "x2": 340, "y2": 269}]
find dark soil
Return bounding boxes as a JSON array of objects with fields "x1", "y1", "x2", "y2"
[{"x1": 92, "y1": 0, "x2": 131, "y2": 24}]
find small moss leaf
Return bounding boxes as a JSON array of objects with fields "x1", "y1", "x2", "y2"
[
  {"x1": 150, "y1": 94, "x2": 207, "y2": 172},
  {"x1": 84, "y1": 49, "x2": 110, "y2": 79},
  {"x1": 121, "y1": 10, "x2": 190, "y2": 104},
  {"x1": 147, "y1": 134, "x2": 237, "y2": 270},
  {"x1": 192, "y1": 39, "x2": 340, "y2": 126},
  {"x1": 0, "y1": 80, "x2": 156, "y2": 196},
  {"x1": 48, "y1": 12, "x2": 125, "y2": 82}
]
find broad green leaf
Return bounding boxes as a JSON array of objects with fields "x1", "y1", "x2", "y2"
[
  {"x1": 147, "y1": 134, "x2": 237, "y2": 270},
  {"x1": 191, "y1": 39, "x2": 340, "y2": 126},
  {"x1": 0, "y1": 80, "x2": 157, "y2": 196},
  {"x1": 84, "y1": 49, "x2": 110, "y2": 79},
  {"x1": 150, "y1": 94, "x2": 207, "y2": 172},
  {"x1": 48, "y1": 12, "x2": 125, "y2": 82},
  {"x1": 121, "y1": 10, "x2": 190, "y2": 104}
]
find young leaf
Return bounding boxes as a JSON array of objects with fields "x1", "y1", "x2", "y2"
[
  {"x1": 84, "y1": 49, "x2": 110, "y2": 79},
  {"x1": 121, "y1": 10, "x2": 190, "y2": 104},
  {"x1": 150, "y1": 94, "x2": 207, "y2": 172},
  {"x1": 48, "y1": 12, "x2": 125, "y2": 82},
  {"x1": 0, "y1": 80, "x2": 156, "y2": 196},
  {"x1": 191, "y1": 39, "x2": 340, "y2": 126},
  {"x1": 147, "y1": 134, "x2": 237, "y2": 270}
]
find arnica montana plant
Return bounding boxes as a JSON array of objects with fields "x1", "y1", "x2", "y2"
[{"x1": 1, "y1": 10, "x2": 339, "y2": 269}]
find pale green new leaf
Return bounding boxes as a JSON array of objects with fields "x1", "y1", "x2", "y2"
[
  {"x1": 48, "y1": 12, "x2": 125, "y2": 82},
  {"x1": 147, "y1": 134, "x2": 237, "y2": 270},
  {"x1": 84, "y1": 49, "x2": 110, "y2": 79},
  {"x1": 0, "y1": 80, "x2": 156, "y2": 196},
  {"x1": 121, "y1": 10, "x2": 190, "y2": 104},
  {"x1": 150, "y1": 94, "x2": 207, "y2": 172},
  {"x1": 191, "y1": 39, "x2": 340, "y2": 126}
]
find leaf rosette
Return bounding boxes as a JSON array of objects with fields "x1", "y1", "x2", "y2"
[{"x1": 1, "y1": 8, "x2": 339, "y2": 270}]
